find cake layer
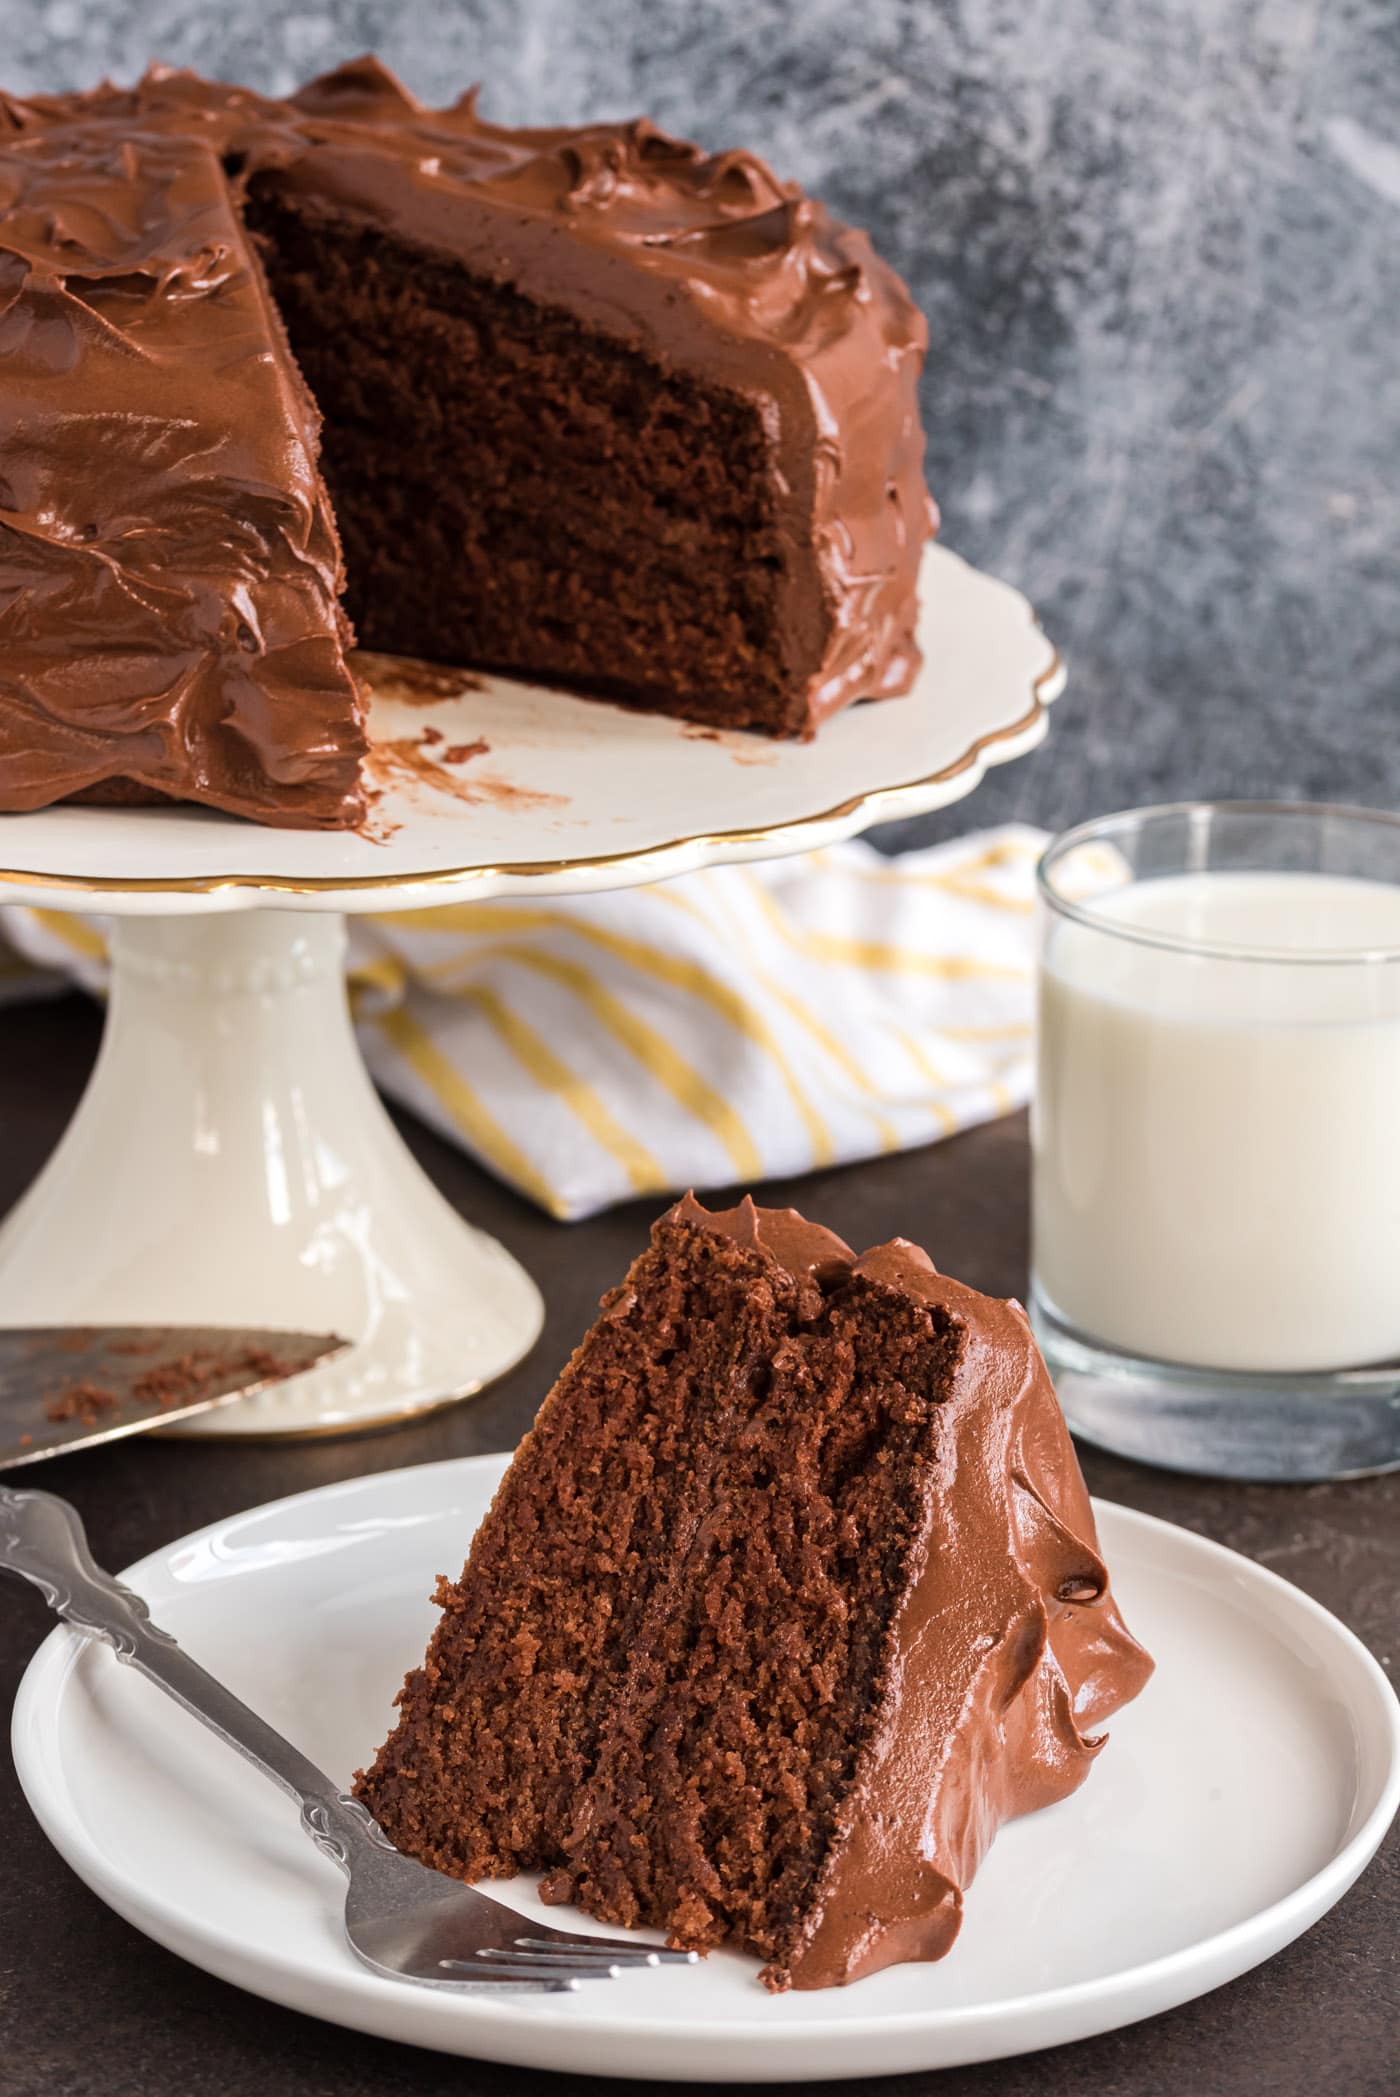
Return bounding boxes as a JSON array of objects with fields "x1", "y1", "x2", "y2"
[
  {"x1": 356, "y1": 1209, "x2": 850, "y2": 1877},
  {"x1": 547, "y1": 1264, "x2": 966, "y2": 1982},
  {"x1": 268, "y1": 57, "x2": 936, "y2": 734},
  {"x1": 245, "y1": 192, "x2": 814, "y2": 733}
]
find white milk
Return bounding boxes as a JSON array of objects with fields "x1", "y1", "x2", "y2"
[{"x1": 1033, "y1": 871, "x2": 1400, "y2": 1373}]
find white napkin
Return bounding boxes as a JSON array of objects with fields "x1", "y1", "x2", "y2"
[{"x1": 2, "y1": 824, "x2": 1045, "y2": 1220}]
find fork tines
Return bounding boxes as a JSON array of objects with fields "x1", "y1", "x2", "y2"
[
  {"x1": 441, "y1": 1935, "x2": 699, "y2": 1986},
  {"x1": 514, "y1": 1934, "x2": 697, "y2": 1966}
]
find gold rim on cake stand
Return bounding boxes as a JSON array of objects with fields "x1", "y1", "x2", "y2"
[
  {"x1": 0, "y1": 653, "x2": 1062, "y2": 902},
  {"x1": 0, "y1": 545, "x2": 1060, "y2": 905}
]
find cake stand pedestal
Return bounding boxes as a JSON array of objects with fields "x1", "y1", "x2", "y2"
[
  {"x1": 0, "y1": 909, "x2": 543, "y2": 1433},
  {"x1": 0, "y1": 545, "x2": 1061, "y2": 1435}
]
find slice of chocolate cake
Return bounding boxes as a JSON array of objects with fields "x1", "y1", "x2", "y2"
[{"x1": 356, "y1": 1195, "x2": 1152, "y2": 1991}]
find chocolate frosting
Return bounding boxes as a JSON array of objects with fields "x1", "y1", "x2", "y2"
[
  {"x1": 0, "y1": 100, "x2": 367, "y2": 827},
  {"x1": 670, "y1": 1189, "x2": 855, "y2": 1280},
  {"x1": 0, "y1": 58, "x2": 933, "y2": 824},
  {"x1": 673, "y1": 1198, "x2": 1154, "y2": 1989}
]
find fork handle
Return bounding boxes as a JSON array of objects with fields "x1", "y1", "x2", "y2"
[{"x1": 0, "y1": 1483, "x2": 389, "y2": 1872}]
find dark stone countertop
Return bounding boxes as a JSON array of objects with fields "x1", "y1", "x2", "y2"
[{"x1": 0, "y1": 993, "x2": 1396, "y2": 2096}]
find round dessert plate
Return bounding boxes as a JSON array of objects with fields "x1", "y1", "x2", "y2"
[
  {"x1": 0, "y1": 545, "x2": 1059, "y2": 913},
  {"x1": 13, "y1": 1455, "x2": 1399, "y2": 2084}
]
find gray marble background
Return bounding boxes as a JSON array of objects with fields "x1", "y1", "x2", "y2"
[{"x1": 6, "y1": 0, "x2": 1397, "y2": 842}]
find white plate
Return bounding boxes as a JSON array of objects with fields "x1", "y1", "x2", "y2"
[
  {"x1": 12, "y1": 1454, "x2": 1399, "y2": 2082},
  {"x1": 0, "y1": 545, "x2": 1060, "y2": 913}
]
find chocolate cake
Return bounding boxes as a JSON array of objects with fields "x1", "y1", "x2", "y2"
[
  {"x1": 355, "y1": 1194, "x2": 1152, "y2": 1991},
  {"x1": 0, "y1": 58, "x2": 934, "y2": 829}
]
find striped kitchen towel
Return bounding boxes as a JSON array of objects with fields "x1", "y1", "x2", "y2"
[{"x1": 1, "y1": 826, "x2": 1044, "y2": 1220}]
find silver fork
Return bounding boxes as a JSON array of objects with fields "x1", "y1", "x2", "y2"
[{"x1": 0, "y1": 1485, "x2": 696, "y2": 1991}]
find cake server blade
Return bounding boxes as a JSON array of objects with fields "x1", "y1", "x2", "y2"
[{"x1": 0, "y1": 1325, "x2": 346, "y2": 1467}]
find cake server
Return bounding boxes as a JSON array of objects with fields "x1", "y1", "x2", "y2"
[
  {"x1": 0, "y1": 1325, "x2": 346, "y2": 1468},
  {"x1": 0, "y1": 1485, "x2": 698, "y2": 1990}
]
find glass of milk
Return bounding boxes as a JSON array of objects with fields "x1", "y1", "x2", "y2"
[{"x1": 1032, "y1": 801, "x2": 1400, "y2": 1481}]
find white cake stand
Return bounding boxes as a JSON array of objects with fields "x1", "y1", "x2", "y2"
[{"x1": 0, "y1": 546, "x2": 1061, "y2": 1436}]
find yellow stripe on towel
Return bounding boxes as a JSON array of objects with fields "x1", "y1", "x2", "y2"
[
  {"x1": 740, "y1": 873, "x2": 1027, "y2": 981},
  {"x1": 940, "y1": 1022, "x2": 1034, "y2": 1043},
  {"x1": 373, "y1": 1004, "x2": 563, "y2": 1217},
  {"x1": 391, "y1": 903, "x2": 827, "y2": 1173},
  {"x1": 653, "y1": 885, "x2": 902, "y2": 1155},
  {"x1": 808, "y1": 837, "x2": 1039, "y2": 912},
  {"x1": 642, "y1": 888, "x2": 838, "y2": 1167},
  {"x1": 465, "y1": 979, "x2": 667, "y2": 1196},
  {"x1": 883, "y1": 1024, "x2": 957, "y2": 1131},
  {"x1": 30, "y1": 909, "x2": 108, "y2": 963},
  {"x1": 441, "y1": 940, "x2": 762, "y2": 1185}
]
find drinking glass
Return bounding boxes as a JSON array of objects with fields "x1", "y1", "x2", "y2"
[{"x1": 1031, "y1": 801, "x2": 1400, "y2": 1480}]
